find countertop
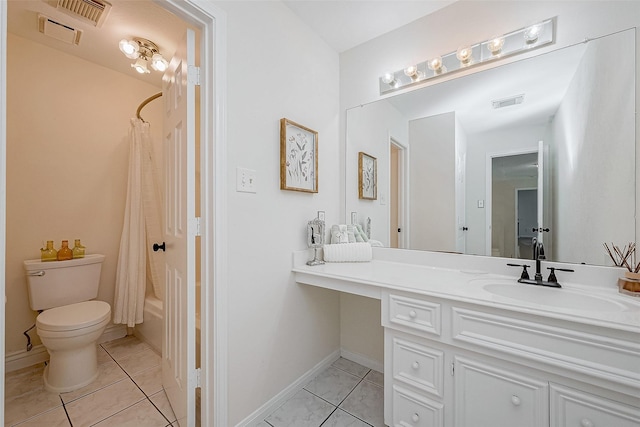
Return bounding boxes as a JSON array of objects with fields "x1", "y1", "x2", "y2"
[{"x1": 293, "y1": 249, "x2": 640, "y2": 334}]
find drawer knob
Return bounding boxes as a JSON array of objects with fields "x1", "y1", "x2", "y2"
[
  {"x1": 412, "y1": 361, "x2": 420, "y2": 370},
  {"x1": 580, "y1": 419, "x2": 594, "y2": 427},
  {"x1": 412, "y1": 413, "x2": 420, "y2": 423},
  {"x1": 511, "y1": 395, "x2": 521, "y2": 406},
  {"x1": 409, "y1": 310, "x2": 417, "y2": 319}
]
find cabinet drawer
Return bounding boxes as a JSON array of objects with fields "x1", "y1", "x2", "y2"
[
  {"x1": 392, "y1": 336, "x2": 444, "y2": 397},
  {"x1": 387, "y1": 294, "x2": 441, "y2": 336},
  {"x1": 550, "y1": 384, "x2": 640, "y2": 427},
  {"x1": 454, "y1": 356, "x2": 548, "y2": 427},
  {"x1": 392, "y1": 385, "x2": 444, "y2": 427}
]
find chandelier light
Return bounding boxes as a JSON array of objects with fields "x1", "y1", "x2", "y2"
[{"x1": 119, "y1": 37, "x2": 168, "y2": 74}]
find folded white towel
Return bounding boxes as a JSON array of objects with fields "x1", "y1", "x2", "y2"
[{"x1": 323, "y1": 242, "x2": 372, "y2": 263}]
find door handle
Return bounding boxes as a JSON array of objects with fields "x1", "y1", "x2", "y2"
[{"x1": 153, "y1": 242, "x2": 166, "y2": 252}]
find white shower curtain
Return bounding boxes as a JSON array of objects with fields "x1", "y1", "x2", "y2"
[{"x1": 113, "y1": 118, "x2": 164, "y2": 327}]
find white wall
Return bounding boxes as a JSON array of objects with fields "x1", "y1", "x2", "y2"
[
  {"x1": 345, "y1": 101, "x2": 408, "y2": 244},
  {"x1": 551, "y1": 29, "x2": 635, "y2": 265},
  {"x1": 339, "y1": 0, "x2": 640, "y2": 368},
  {"x1": 213, "y1": 2, "x2": 341, "y2": 424},
  {"x1": 409, "y1": 112, "x2": 456, "y2": 251},
  {"x1": 5, "y1": 34, "x2": 163, "y2": 354}
]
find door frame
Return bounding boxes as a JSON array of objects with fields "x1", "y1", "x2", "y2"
[
  {"x1": 0, "y1": 1, "x2": 229, "y2": 425},
  {"x1": 485, "y1": 147, "x2": 537, "y2": 257},
  {"x1": 389, "y1": 134, "x2": 410, "y2": 249}
]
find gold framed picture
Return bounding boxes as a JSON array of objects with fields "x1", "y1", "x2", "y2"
[
  {"x1": 280, "y1": 118, "x2": 318, "y2": 193},
  {"x1": 358, "y1": 152, "x2": 377, "y2": 200}
]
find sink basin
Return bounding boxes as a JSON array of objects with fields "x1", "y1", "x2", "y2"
[{"x1": 480, "y1": 282, "x2": 629, "y2": 312}]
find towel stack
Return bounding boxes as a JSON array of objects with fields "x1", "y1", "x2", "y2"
[{"x1": 324, "y1": 224, "x2": 372, "y2": 262}]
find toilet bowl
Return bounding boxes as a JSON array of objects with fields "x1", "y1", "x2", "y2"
[
  {"x1": 36, "y1": 300, "x2": 111, "y2": 392},
  {"x1": 24, "y1": 254, "x2": 110, "y2": 393}
]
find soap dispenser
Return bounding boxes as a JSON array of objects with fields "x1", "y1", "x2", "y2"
[
  {"x1": 57, "y1": 240, "x2": 73, "y2": 261},
  {"x1": 72, "y1": 239, "x2": 85, "y2": 259},
  {"x1": 40, "y1": 240, "x2": 57, "y2": 262}
]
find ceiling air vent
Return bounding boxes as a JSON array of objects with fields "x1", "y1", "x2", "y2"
[
  {"x1": 48, "y1": 0, "x2": 112, "y2": 27},
  {"x1": 38, "y1": 14, "x2": 83, "y2": 45},
  {"x1": 492, "y1": 94, "x2": 525, "y2": 109}
]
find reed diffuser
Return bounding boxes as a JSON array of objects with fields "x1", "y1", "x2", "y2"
[{"x1": 605, "y1": 242, "x2": 640, "y2": 295}]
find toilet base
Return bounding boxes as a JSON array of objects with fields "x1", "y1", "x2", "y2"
[{"x1": 42, "y1": 342, "x2": 100, "y2": 393}]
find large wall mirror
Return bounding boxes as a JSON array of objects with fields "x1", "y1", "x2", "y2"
[{"x1": 346, "y1": 28, "x2": 636, "y2": 266}]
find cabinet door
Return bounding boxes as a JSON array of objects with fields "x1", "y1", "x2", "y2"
[
  {"x1": 454, "y1": 356, "x2": 548, "y2": 427},
  {"x1": 551, "y1": 384, "x2": 640, "y2": 427}
]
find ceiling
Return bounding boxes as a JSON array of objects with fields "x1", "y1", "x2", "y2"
[
  {"x1": 282, "y1": 0, "x2": 455, "y2": 52},
  {"x1": 7, "y1": 0, "x2": 455, "y2": 88}
]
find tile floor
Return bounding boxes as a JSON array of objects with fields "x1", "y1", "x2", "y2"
[
  {"x1": 4, "y1": 335, "x2": 177, "y2": 427},
  {"x1": 258, "y1": 357, "x2": 385, "y2": 427}
]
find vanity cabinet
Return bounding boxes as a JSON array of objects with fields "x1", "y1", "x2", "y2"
[{"x1": 382, "y1": 291, "x2": 640, "y2": 427}]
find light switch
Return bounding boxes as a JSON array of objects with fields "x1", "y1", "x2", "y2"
[
  {"x1": 478, "y1": 200, "x2": 485, "y2": 208},
  {"x1": 236, "y1": 167, "x2": 257, "y2": 193}
]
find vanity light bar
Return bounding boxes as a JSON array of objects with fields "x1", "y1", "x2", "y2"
[{"x1": 379, "y1": 18, "x2": 555, "y2": 94}]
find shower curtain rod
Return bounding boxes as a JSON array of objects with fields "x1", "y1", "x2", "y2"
[{"x1": 136, "y1": 92, "x2": 163, "y2": 122}]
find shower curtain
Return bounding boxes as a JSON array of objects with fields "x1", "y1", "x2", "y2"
[{"x1": 113, "y1": 118, "x2": 164, "y2": 327}]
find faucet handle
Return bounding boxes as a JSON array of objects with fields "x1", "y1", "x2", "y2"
[
  {"x1": 507, "y1": 263, "x2": 531, "y2": 280},
  {"x1": 547, "y1": 267, "x2": 575, "y2": 283}
]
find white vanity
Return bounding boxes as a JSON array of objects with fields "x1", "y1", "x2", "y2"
[{"x1": 293, "y1": 248, "x2": 640, "y2": 427}]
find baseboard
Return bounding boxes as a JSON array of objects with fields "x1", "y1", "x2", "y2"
[
  {"x1": 5, "y1": 344, "x2": 49, "y2": 373},
  {"x1": 339, "y1": 348, "x2": 384, "y2": 374},
  {"x1": 97, "y1": 323, "x2": 128, "y2": 344},
  {"x1": 236, "y1": 349, "x2": 341, "y2": 427},
  {"x1": 5, "y1": 323, "x2": 128, "y2": 373}
]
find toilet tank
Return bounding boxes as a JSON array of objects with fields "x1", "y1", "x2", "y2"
[{"x1": 24, "y1": 254, "x2": 106, "y2": 311}]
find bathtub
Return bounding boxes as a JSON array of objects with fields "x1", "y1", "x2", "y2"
[{"x1": 135, "y1": 283, "x2": 201, "y2": 362}]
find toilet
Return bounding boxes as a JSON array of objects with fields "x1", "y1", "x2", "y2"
[{"x1": 24, "y1": 254, "x2": 111, "y2": 393}]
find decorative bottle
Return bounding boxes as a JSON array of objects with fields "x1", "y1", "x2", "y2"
[
  {"x1": 41, "y1": 241, "x2": 57, "y2": 262},
  {"x1": 72, "y1": 239, "x2": 85, "y2": 259},
  {"x1": 57, "y1": 240, "x2": 73, "y2": 261}
]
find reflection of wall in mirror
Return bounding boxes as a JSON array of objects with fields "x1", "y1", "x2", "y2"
[
  {"x1": 409, "y1": 112, "x2": 457, "y2": 252},
  {"x1": 552, "y1": 30, "x2": 635, "y2": 265},
  {"x1": 347, "y1": 101, "x2": 408, "y2": 245}
]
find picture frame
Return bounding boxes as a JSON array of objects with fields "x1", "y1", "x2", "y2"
[
  {"x1": 358, "y1": 152, "x2": 377, "y2": 200},
  {"x1": 280, "y1": 118, "x2": 318, "y2": 193}
]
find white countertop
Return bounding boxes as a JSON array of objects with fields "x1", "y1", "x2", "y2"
[{"x1": 293, "y1": 248, "x2": 640, "y2": 334}]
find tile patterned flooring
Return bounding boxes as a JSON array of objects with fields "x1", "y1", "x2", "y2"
[
  {"x1": 259, "y1": 357, "x2": 385, "y2": 427},
  {"x1": 4, "y1": 335, "x2": 177, "y2": 427},
  {"x1": 6, "y1": 337, "x2": 384, "y2": 427}
]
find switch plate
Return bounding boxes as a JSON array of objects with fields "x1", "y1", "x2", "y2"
[
  {"x1": 477, "y1": 199, "x2": 485, "y2": 208},
  {"x1": 317, "y1": 211, "x2": 325, "y2": 221},
  {"x1": 236, "y1": 167, "x2": 257, "y2": 193}
]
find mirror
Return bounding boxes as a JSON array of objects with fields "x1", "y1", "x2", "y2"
[{"x1": 346, "y1": 29, "x2": 636, "y2": 266}]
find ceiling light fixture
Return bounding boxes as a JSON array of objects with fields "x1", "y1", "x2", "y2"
[
  {"x1": 379, "y1": 18, "x2": 555, "y2": 94},
  {"x1": 119, "y1": 37, "x2": 167, "y2": 74}
]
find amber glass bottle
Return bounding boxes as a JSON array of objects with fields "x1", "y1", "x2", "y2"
[
  {"x1": 72, "y1": 239, "x2": 85, "y2": 259},
  {"x1": 57, "y1": 240, "x2": 73, "y2": 261},
  {"x1": 41, "y1": 241, "x2": 57, "y2": 262}
]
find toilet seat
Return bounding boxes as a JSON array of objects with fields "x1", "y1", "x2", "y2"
[{"x1": 37, "y1": 300, "x2": 111, "y2": 332}]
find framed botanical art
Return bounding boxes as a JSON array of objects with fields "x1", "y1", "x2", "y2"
[
  {"x1": 358, "y1": 152, "x2": 377, "y2": 200},
  {"x1": 280, "y1": 118, "x2": 318, "y2": 193}
]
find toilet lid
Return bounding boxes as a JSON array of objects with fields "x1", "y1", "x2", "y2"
[{"x1": 37, "y1": 301, "x2": 111, "y2": 332}]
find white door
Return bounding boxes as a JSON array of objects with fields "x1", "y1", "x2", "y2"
[
  {"x1": 536, "y1": 140, "x2": 546, "y2": 251},
  {"x1": 162, "y1": 29, "x2": 197, "y2": 427}
]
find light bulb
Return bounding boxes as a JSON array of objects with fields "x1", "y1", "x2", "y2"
[
  {"x1": 456, "y1": 45, "x2": 473, "y2": 64},
  {"x1": 524, "y1": 24, "x2": 542, "y2": 43},
  {"x1": 404, "y1": 65, "x2": 418, "y2": 78},
  {"x1": 132, "y1": 58, "x2": 150, "y2": 74},
  {"x1": 119, "y1": 39, "x2": 139, "y2": 59},
  {"x1": 381, "y1": 72, "x2": 396, "y2": 85},
  {"x1": 151, "y1": 53, "x2": 168, "y2": 72},
  {"x1": 487, "y1": 37, "x2": 505, "y2": 55},
  {"x1": 427, "y1": 56, "x2": 444, "y2": 73}
]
